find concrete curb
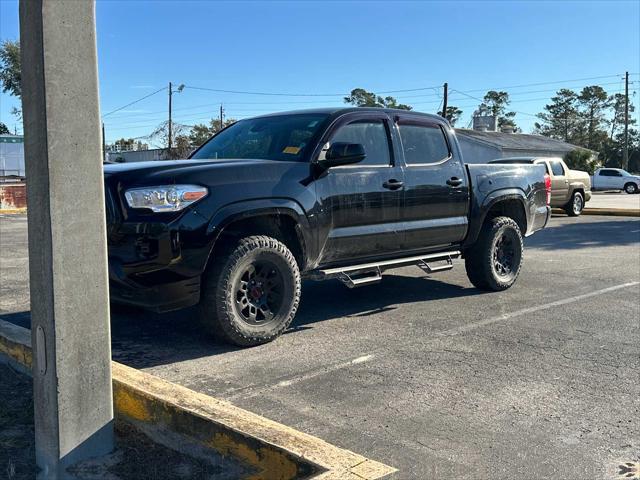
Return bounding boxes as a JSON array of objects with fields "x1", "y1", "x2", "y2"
[
  {"x1": 0, "y1": 318, "x2": 396, "y2": 479},
  {"x1": 552, "y1": 208, "x2": 640, "y2": 217},
  {"x1": 582, "y1": 208, "x2": 640, "y2": 217}
]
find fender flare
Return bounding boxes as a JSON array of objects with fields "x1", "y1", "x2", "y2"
[
  {"x1": 464, "y1": 188, "x2": 529, "y2": 247},
  {"x1": 204, "y1": 198, "x2": 313, "y2": 268}
]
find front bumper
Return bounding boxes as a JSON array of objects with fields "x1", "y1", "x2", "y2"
[
  {"x1": 584, "y1": 190, "x2": 592, "y2": 202},
  {"x1": 109, "y1": 275, "x2": 201, "y2": 312},
  {"x1": 106, "y1": 205, "x2": 213, "y2": 312}
]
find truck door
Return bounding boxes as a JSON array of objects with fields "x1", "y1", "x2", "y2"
[
  {"x1": 395, "y1": 118, "x2": 469, "y2": 250},
  {"x1": 549, "y1": 159, "x2": 569, "y2": 204},
  {"x1": 314, "y1": 113, "x2": 404, "y2": 265}
]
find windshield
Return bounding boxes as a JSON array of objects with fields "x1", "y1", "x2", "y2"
[{"x1": 191, "y1": 113, "x2": 330, "y2": 162}]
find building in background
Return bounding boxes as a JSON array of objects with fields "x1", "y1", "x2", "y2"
[
  {"x1": 0, "y1": 134, "x2": 26, "y2": 209},
  {"x1": 455, "y1": 128, "x2": 593, "y2": 164},
  {"x1": 0, "y1": 134, "x2": 25, "y2": 180}
]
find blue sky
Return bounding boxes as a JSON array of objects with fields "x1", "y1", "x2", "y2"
[{"x1": 1, "y1": 0, "x2": 639, "y2": 146}]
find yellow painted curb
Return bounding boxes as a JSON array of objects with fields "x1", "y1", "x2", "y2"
[
  {"x1": 582, "y1": 208, "x2": 640, "y2": 217},
  {"x1": 552, "y1": 207, "x2": 640, "y2": 217},
  {"x1": 0, "y1": 319, "x2": 396, "y2": 479},
  {"x1": 0, "y1": 208, "x2": 27, "y2": 214}
]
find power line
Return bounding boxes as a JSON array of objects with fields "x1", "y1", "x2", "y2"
[
  {"x1": 102, "y1": 86, "x2": 167, "y2": 117},
  {"x1": 451, "y1": 89, "x2": 538, "y2": 117},
  {"x1": 183, "y1": 84, "x2": 442, "y2": 97},
  {"x1": 457, "y1": 74, "x2": 631, "y2": 93}
]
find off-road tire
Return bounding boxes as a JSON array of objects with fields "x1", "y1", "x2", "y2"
[
  {"x1": 198, "y1": 235, "x2": 301, "y2": 347},
  {"x1": 465, "y1": 216, "x2": 523, "y2": 291},
  {"x1": 564, "y1": 191, "x2": 584, "y2": 217},
  {"x1": 624, "y1": 182, "x2": 638, "y2": 194}
]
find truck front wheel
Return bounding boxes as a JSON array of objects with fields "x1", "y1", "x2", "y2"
[
  {"x1": 199, "y1": 235, "x2": 301, "y2": 347},
  {"x1": 465, "y1": 216, "x2": 523, "y2": 291}
]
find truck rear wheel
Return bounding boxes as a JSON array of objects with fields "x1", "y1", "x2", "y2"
[
  {"x1": 199, "y1": 235, "x2": 301, "y2": 347},
  {"x1": 465, "y1": 216, "x2": 523, "y2": 291},
  {"x1": 564, "y1": 191, "x2": 584, "y2": 216}
]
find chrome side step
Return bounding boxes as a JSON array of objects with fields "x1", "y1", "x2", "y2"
[
  {"x1": 340, "y1": 267, "x2": 382, "y2": 288},
  {"x1": 316, "y1": 250, "x2": 461, "y2": 288}
]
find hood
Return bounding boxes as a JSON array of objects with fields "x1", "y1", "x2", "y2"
[{"x1": 102, "y1": 158, "x2": 306, "y2": 182}]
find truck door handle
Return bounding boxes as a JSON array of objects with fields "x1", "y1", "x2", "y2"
[
  {"x1": 383, "y1": 179, "x2": 403, "y2": 190},
  {"x1": 446, "y1": 177, "x2": 463, "y2": 187}
]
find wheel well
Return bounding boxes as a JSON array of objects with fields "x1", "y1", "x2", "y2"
[
  {"x1": 212, "y1": 214, "x2": 305, "y2": 268},
  {"x1": 485, "y1": 199, "x2": 527, "y2": 234}
]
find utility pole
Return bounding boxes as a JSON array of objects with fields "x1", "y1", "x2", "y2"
[
  {"x1": 623, "y1": 71, "x2": 629, "y2": 170},
  {"x1": 19, "y1": 0, "x2": 114, "y2": 475},
  {"x1": 219, "y1": 103, "x2": 224, "y2": 131},
  {"x1": 168, "y1": 81, "x2": 173, "y2": 150},
  {"x1": 442, "y1": 82, "x2": 448, "y2": 120},
  {"x1": 102, "y1": 123, "x2": 106, "y2": 163}
]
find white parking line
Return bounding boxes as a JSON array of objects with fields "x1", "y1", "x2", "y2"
[
  {"x1": 227, "y1": 354, "x2": 376, "y2": 399},
  {"x1": 437, "y1": 281, "x2": 640, "y2": 337},
  {"x1": 227, "y1": 282, "x2": 639, "y2": 399}
]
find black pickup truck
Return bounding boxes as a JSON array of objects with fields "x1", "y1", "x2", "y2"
[{"x1": 104, "y1": 108, "x2": 550, "y2": 346}]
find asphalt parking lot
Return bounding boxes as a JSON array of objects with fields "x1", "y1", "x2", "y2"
[{"x1": 1, "y1": 212, "x2": 639, "y2": 479}]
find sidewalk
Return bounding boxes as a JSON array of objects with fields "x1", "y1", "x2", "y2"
[{"x1": 588, "y1": 192, "x2": 640, "y2": 210}]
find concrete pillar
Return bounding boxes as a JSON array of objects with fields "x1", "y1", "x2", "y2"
[{"x1": 19, "y1": 0, "x2": 114, "y2": 476}]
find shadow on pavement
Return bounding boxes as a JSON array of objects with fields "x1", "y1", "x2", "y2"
[
  {"x1": 109, "y1": 274, "x2": 483, "y2": 368},
  {"x1": 526, "y1": 219, "x2": 640, "y2": 250},
  {"x1": 0, "y1": 275, "x2": 482, "y2": 369}
]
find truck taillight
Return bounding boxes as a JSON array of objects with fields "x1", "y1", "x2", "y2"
[{"x1": 544, "y1": 173, "x2": 551, "y2": 205}]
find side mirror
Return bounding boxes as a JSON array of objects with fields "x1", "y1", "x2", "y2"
[{"x1": 323, "y1": 142, "x2": 366, "y2": 168}]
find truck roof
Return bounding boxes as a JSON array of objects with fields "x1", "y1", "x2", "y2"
[{"x1": 249, "y1": 107, "x2": 446, "y2": 123}]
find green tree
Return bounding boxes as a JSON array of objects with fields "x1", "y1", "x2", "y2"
[
  {"x1": 609, "y1": 93, "x2": 635, "y2": 140},
  {"x1": 344, "y1": 88, "x2": 412, "y2": 110},
  {"x1": 0, "y1": 40, "x2": 21, "y2": 98},
  {"x1": 576, "y1": 85, "x2": 611, "y2": 152},
  {"x1": 534, "y1": 89, "x2": 579, "y2": 142},
  {"x1": 476, "y1": 91, "x2": 517, "y2": 130},
  {"x1": 0, "y1": 39, "x2": 22, "y2": 120},
  {"x1": 0, "y1": 122, "x2": 10, "y2": 134},
  {"x1": 188, "y1": 118, "x2": 236, "y2": 147},
  {"x1": 438, "y1": 106, "x2": 463, "y2": 126},
  {"x1": 563, "y1": 148, "x2": 600, "y2": 175}
]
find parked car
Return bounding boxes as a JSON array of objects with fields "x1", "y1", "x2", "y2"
[
  {"x1": 104, "y1": 108, "x2": 551, "y2": 346},
  {"x1": 490, "y1": 157, "x2": 591, "y2": 216},
  {"x1": 591, "y1": 168, "x2": 640, "y2": 194}
]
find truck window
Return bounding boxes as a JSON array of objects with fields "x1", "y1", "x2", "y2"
[
  {"x1": 330, "y1": 120, "x2": 391, "y2": 166},
  {"x1": 534, "y1": 160, "x2": 551, "y2": 175},
  {"x1": 397, "y1": 123, "x2": 450, "y2": 165},
  {"x1": 600, "y1": 169, "x2": 622, "y2": 176},
  {"x1": 549, "y1": 160, "x2": 565, "y2": 176}
]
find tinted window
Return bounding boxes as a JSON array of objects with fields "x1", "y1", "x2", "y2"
[
  {"x1": 192, "y1": 113, "x2": 328, "y2": 161},
  {"x1": 599, "y1": 169, "x2": 622, "y2": 177},
  {"x1": 550, "y1": 160, "x2": 565, "y2": 176},
  {"x1": 398, "y1": 124, "x2": 450, "y2": 165},
  {"x1": 330, "y1": 120, "x2": 391, "y2": 166}
]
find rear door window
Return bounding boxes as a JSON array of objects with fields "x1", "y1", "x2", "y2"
[
  {"x1": 397, "y1": 123, "x2": 450, "y2": 165},
  {"x1": 550, "y1": 160, "x2": 565, "y2": 176}
]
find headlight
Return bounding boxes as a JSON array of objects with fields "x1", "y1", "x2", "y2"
[{"x1": 124, "y1": 185, "x2": 208, "y2": 212}]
